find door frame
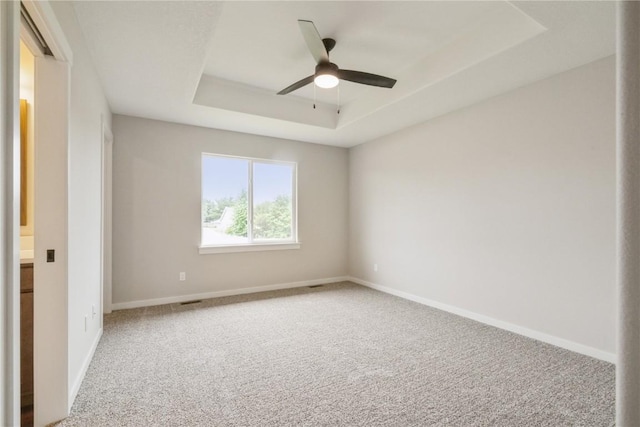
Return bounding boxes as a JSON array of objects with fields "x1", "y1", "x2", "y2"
[
  {"x1": 0, "y1": 2, "x2": 21, "y2": 425},
  {"x1": 101, "y1": 118, "x2": 113, "y2": 316}
]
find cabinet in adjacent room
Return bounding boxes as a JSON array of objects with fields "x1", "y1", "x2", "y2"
[{"x1": 20, "y1": 262, "x2": 33, "y2": 411}]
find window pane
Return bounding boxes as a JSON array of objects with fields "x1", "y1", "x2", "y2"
[
  {"x1": 202, "y1": 156, "x2": 249, "y2": 245},
  {"x1": 252, "y1": 162, "x2": 293, "y2": 240}
]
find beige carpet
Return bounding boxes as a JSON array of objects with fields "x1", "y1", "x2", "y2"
[{"x1": 57, "y1": 282, "x2": 614, "y2": 426}]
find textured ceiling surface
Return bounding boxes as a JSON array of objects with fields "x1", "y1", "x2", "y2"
[{"x1": 72, "y1": 1, "x2": 616, "y2": 147}]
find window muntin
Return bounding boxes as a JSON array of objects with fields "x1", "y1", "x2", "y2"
[{"x1": 201, "y1": 154, "x2": 297, "y2": 249}]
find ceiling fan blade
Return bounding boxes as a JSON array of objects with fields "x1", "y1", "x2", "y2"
[
  {"x1": 277, "y1": 75, "x2": 314, "y2": 95},
  {"x1": 298, "y1": 20, "x2": 329, "y2": 64},
  {"x1": 338, "y1": 70, "x2": 397, "y2": 88}
]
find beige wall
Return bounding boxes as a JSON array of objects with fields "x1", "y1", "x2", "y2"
[
  {"x1": 349, "y1": 57, "x2": 616, "y2": 356},
  {"x1": 112, "y1": 115, "x2": 349, "y2": 305}
]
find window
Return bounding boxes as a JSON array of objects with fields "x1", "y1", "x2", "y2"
[{"x1": 200, "y1": 153, "x2": 298, "y2": 253}]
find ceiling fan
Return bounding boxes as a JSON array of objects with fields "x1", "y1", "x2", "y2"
[{"x1": 277, "y1": 20, "x2": 397, "y2": 95}]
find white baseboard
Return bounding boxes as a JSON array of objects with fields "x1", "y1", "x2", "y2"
[
  {"x1": 111, "y1": 276, "x2": 350, "y2": 311},
  {"x1": 69, "y1": 327, "x2": 103, "y2": 411},
  {"x1": 348, "y1": 276, "x2": 616, "y2": 364}
]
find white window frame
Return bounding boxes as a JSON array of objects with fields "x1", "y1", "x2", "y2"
[{"x1": 199, "y1": 153, "x2": 300, "y2": 254}]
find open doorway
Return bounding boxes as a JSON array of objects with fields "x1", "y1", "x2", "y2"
[
  {"x1": 19, "y1": 2, "x2": 73, "y2": 424},
  {"x1": 1, "y1": 2, "x2": 75, "y2": 425},
  {"x1": 18, "y1": 37, "x2": 35, "y2": 427}
]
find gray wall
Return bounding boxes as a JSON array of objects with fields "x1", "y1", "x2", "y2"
[
  {"x1": 112, "y1": 115, "x2": 349, "y2": 305},
  {"x1": 349, "y1": 57, "x2": 616, "y2": 356},
  {"x1": 48, "y1": 1, "x2": 112, "y2": 415}
]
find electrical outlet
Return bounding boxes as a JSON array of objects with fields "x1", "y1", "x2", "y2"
[
  {"x1": 179, "y1": 272, "x2": 186, "y2": 281},
  {"x1": 374, "y1": 263, "x2": 378, "y2": 272}
]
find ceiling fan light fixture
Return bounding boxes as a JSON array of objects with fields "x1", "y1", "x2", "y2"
[
  {"x1": 314, "y1": 62, "x2": 339, "y2": 89},
  {"x1": 314, "y1": 73, "x2": 339, "y2": 89}
]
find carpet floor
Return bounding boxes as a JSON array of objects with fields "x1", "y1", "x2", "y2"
[{"x1": 56, "y1": 282, "x2": 615, "y2": 426}]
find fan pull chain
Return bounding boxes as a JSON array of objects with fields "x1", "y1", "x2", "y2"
[
  {"x1": 313, "y1": 84, "x2": 316, "y2": 109},
  {"x1": 337, "y1": 85, "x2": 340, "y2": 114}
]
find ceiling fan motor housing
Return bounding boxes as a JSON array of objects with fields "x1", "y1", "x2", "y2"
[{"x1": 315, "y1": 62, "x2": 339, "y2": 78}]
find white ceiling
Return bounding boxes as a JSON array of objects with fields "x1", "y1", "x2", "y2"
[{"x1": 72, "y1": 1, "x2": 616, "y2": 148}]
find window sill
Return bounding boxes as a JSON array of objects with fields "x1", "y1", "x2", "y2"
[{"x1": 199, "y1": 242, "x2": 301, "y2": 254}]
